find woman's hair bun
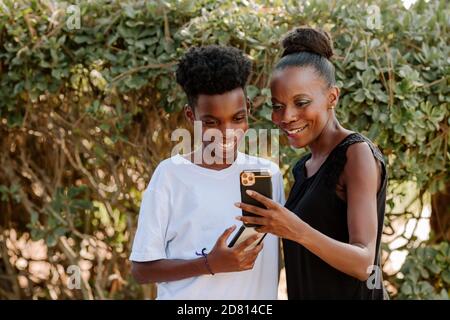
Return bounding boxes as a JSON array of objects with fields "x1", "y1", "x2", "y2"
[{"x1": 281, "y1": 27, "x2": 334, "y2": 60}]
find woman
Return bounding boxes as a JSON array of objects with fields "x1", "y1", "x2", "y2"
[{"x1": 235, "y1": 27, "x2": 388, "y2": 299}]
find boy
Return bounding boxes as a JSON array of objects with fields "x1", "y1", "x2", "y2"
[{"x1": 130, "y1": 45, "x2": 285, "y2": 299}]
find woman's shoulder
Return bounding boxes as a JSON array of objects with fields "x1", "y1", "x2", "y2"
[
  {"x1": 331, "y1": 132, "x2": 388, "y2": 186},
  {"x1": 336, "y1": 132, "x2": 385, "y2": 164},
  {"x1": 320, "y1": 132, "x2": 387, "y2": 187}
]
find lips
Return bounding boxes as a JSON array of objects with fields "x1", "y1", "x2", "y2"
[
  {"x1": 218, "y1": 141, "x2": 236, "y2": 150},
  {"x1": 283, "y1": 124, "x2": 309, "y2": 136}
]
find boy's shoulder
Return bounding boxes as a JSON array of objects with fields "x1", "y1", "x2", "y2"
[
  {"x1": 157, "y1": 154, "x2": 183, "y2": 170},
  {"x1": 148, "y1": 154, "x2": 185, "y2": 185},
  {"x1": 158, "y1": 153, "x2": 194, "y2": 169}
]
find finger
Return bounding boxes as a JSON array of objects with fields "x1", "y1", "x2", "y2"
[
  {"x1": 245, "y1": 190, "x2": 277, "y2": 209},
  {"x1": 217, "y1": 225, "x2": 237, "y2": 245},
  {"x1": 235, "y1": 234, "x2": 261, "y2": 251},
  {"x1": 248, "y1": 241, "x2": 264, "y2": 255},
  {"x1": 254, "y1": 241, "x2": 264, "y2": 254},
  {"x1": 243, "y1": 263, "x2": 254, "y2": 271},
  {"x1": 236, "y1": 215, "x2": 266, "y2": 226},
  {"x1": 255, "y1": 226, "x2": 268, "y2": 233},
  {"x1": 234, "y1": 202, "x2": 268, "y2": 216},
  {"x1": 246, "y1": 261, "x2": 256, "y2": 270},
  {"x1": 246, "y1": 244, "x2": 263, "y2": 263}
]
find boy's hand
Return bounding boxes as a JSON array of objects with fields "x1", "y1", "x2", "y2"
[{"x1": 207, "y1": 225, "x2": 264, "y2": 274}]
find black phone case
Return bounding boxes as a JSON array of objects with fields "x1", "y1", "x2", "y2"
[
  {"x1": 240, "y1": 170, "x2": 272, "y2": 227},
  {"x1": 228, "y1": 225, "x2": 267, "y2": 248}
]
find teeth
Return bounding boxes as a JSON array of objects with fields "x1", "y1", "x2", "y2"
[
  {"x1": 286, "y1": 125, "x2": 308, "y2": 135},
  {"x1": 218, "y1": 141, "x2": 235, "y2": 149}
]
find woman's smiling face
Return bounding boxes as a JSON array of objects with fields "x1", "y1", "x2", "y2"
[{"x1": 270, "y1": 66, "x2": 338, "y2": 148}]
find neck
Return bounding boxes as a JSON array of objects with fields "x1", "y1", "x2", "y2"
[{"x1": 308, "y1": 116, "x2": 348, "y2": 159}]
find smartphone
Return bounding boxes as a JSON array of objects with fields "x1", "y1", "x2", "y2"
[
  {"x1": 240, "y1": 169, "x2": 272, "y2": 227},
  {"x1": 228, "y1": 225, "x2": 266, "y2": 251}
]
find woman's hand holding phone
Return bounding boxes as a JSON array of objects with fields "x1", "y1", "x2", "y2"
[
  {"x1": 235, "y1": 190, "x2": 306, "y2": 242},
  {"x1": 207, "y1": 225, "x2": 264, "y2": 274}
]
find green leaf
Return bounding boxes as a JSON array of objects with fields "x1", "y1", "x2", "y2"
[
  {"x1": 442, "y1": 270, "x2": 450, "y2": 285},
  {"x1": 246, "y1": 85, "x2": 259, "y2": 100},
  {"x1": 99, "y1": 123, "x2": 110, "y2": 132},
  {"x1": 427, "y1": 261, "x2": 441, "y2": 274},
  {"x1": 54, "y1": 227, "x2": 68, "y2": 237},
  {"x1": 401, "y1": 282, "x2": 413, "y2": 295},
  {"x1": 72, "y1": 199, "x2": 93, "y2": 210},
  {"x1": 123, "y1": 4, "x2": 137, "y2": 19},
  {"x1": 30, "y1": 211, "x2": 39, "y2": 224},
  {"x1": 30, "y1": 229, "x2": 45, "y2": 241},
  {"x1": 353, "y1": 89, "x2": 365, "y2": 102},
  {"x1": 68, "y1": 186, "x2": 87, "y2": 198},
  {"x1": 355, "y1": 61, "x2": 366, "y2": 70},
  {"x1": 46, "y1": 234, "x2": 58, "y2": 247}
]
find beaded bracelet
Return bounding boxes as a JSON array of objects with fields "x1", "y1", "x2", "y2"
[{"x1": 195, "y1": 248, "x2": 215, "y2": 275}]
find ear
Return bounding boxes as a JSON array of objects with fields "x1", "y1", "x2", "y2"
[
  {"x1": 328, "y1": 86, "x2": 340, "y2": 108},
  {"x1": 184, "y1": 104, "x2": 196, "y2": 124},
  {"x1": 246, "y1": 97, "x2": 252, "y2": 116}
]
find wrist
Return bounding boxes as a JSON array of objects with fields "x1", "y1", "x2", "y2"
[
  {"x1": 204, "y1": 253, "x2": 215, "y2": 275},
  {"x1": 202, "y1": 251, "x2": 217, "y2": 275},
  {"x1": 209, "y1": 255, "x2": 223, "y2": 274},
  {"x1": 195, "y1": 248, "x2": 215, "y2": 275},
  {"x1": 293, "y1": 218, "x2": 310, "y2": 245}
]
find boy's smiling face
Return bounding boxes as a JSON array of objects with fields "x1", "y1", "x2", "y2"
[{"x1": 185, "y1": 87, "x2": 249, "y2": 163}]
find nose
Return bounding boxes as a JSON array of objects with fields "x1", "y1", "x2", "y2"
[
  {"x1": 280, "y1": 106, "x2": 299, "y2": 126},
  {"x1": 219, "y1": 125, "x2": 245, "y2": 143}
]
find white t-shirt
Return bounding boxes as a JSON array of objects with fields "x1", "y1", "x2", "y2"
[{"x1": 130, "y1": 152, "x2": 285, "y2": 300}]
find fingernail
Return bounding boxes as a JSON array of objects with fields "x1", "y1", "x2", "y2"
[
  {"x1": 246, "y1": 190, "x2": 253, "y2": 196},
  {"x1": 234, "y1": 202, "x2": 241, "y2": 208}
]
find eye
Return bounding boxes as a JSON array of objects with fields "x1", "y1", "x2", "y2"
[
  {"x1": 271, "y1": 103, "x2": 284, "y2": 111},
  {"x1": 295, "y1": 100, "x2": 311, "y2": 108},
  {"x1": 233, "y1": 116, "x2": 246, "y2": 122},
  {"x1": 203, "y1": 120, "x2": 218, "y2": 127}
]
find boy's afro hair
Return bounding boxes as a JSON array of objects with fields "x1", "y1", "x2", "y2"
[{"x1": 176, "y1": 45, "x2": 252, "y2": 104}]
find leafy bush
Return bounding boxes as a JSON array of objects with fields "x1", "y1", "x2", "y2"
[{"x1": 396, "y1": 241, "x2": 450, "y2": 299}]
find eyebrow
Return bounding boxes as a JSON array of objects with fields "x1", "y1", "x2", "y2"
[
  {"x1": 272, "y1": 94, "x2": 311, "y2": 104},
  {"x1": 200, "y1": 108, "x2": 247, "y2": 119},
  {"x1": 232, "y1": 108, "x2": 247, "y2": 116},
  {"x1": 271, "y1": 97, "x2": 282, "y2": 104},
  {"x1": 199, "y1": 115, "x2": 218, "y2": 121},
  {"x1": 292, "y1": 94, "x2": 311, "y2": 99}
]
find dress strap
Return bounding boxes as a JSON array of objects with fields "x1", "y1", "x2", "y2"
[{"x1": 325, "y1": 133, "x2": 386, "y2": 189}]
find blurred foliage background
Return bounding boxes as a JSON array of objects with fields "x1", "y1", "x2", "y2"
[{"x1": 0, "y1": 0, "x2": 448, "y2": 299}]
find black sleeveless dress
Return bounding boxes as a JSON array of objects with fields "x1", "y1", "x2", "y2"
[{"x1": 283, "y1": 132, "x2": 387, "y2": 300}]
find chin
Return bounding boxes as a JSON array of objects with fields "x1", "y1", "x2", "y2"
[
  {"x1": 210, "y1": 145, "x2": 238, "y2": 163},
  {"x1": 287, "y1": 136, "x2": 311, "y2": 149},
  {"x1": 222, "y1": 147, "x2": 239, "y2": 163}
]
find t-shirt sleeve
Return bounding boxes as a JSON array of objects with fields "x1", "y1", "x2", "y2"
[{"x1": 130, "y1": 165, "x2": 170, "y2": 262}]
